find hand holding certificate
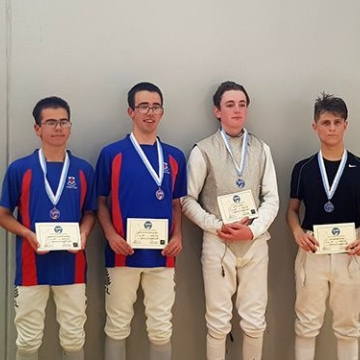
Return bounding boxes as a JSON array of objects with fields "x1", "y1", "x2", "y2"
[
  {"x1": 35, "y1": 222, "x2": 81, "y2": 251},
  {"x1": 127, "y1": 218, "x2": 168, "y2": 249},
  {"x1": 313, "y1": 223, "x2": 355, "y2": 254},
  {"x1": 217, "y1": 190, "x2": 258, "y2": 224}
]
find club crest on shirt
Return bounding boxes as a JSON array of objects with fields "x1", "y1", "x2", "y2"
[
  {"x1": 66, "y1": 176, "x2": 77, "y2": 189},
  {"x1": 163, "y1": 162, "x2": 170, "y2": 175}
]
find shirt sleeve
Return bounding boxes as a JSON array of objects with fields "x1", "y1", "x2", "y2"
[
  {"x1": 172, "y1": 150, "x2": 188, "y2": 199},
  {"x1": 0, "y1": 162, "x2": 22, "y2": 212},
  {"x1": 181, "y1": 146, "x2": 223, "y2": 234},
  {"x1": 95, "y1": 147, "x2": 112, "y2": 197},
  {"x1": 290, "y1": 162, "x2": 303, "y2": 200},
  {"x1": 248, "y1": 143, "x2": 279, "y2": 239},
  {"x1": 82, "y1": 164, "x2": 97, "y2": 212}
]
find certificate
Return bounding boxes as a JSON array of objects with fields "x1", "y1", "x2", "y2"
[
  {"x1": 313, "y1": 222, "x2": 355, "y2": 254},
  {"x1": 217, "y1": 190, "x2": 258, "y2": 225},
  {"x1": 35, "y1": 222, "x2": 81, "y2": 251},
  {"x1": 126, "y1": 218, "x2": 168, "y2": 249}
]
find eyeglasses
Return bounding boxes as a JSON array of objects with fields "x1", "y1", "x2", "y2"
[
  {"x1": 41, "y1": 120, "x2": 72, "y2": 128},
  {"x1": 134, "y1": 104, "x2": 163, "y2": 114}
]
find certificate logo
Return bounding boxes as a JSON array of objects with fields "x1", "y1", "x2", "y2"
[
  {"x1": 332, "y1": 227, "x2": 340, "y2": 236},
  {"x1": 233, "y1": 195, "x2": 241, "y2": 203},
  {"x1": 144, "y1": 221, "x2": 152, "y2": 230},
  {"x1": 54, "y1": 226, "x2": 63, "y2": 233}
]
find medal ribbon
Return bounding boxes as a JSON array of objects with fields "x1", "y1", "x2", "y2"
[
  {"x1": 220, "y1": 127, "x2": 248, "y2": 179},
  {"x1": 38, "y1": 148, "x2": 70, "y2": 207},
  {"x1": 130, "y1": 133, "x2": 164, "y2": 188},
  {"x1": 317, "y1": 150, "x2": 347, "y2": 201}
]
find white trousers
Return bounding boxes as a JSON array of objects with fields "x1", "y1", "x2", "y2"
[
  {"x1": 202, "y1": 236, "x2": 268, "y2": 359},
  {"x1": 105, "y1": 267, "x2": 175, "y2": 345},
  {"x1": 295, "y1": 249, "x2": 360, "y2": 340},
  {"x1": 295, "y1": 336, "x2": 359, "y2": 360},
  {"x1": 15, "y1": 284, "x2": 87, "y2": 353}
]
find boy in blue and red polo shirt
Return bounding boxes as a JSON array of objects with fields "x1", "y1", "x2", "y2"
[
  {"x1": 0, "y1": 96, "x2": 96, "y2": 360},
  {"x1": 96, "y1": 82, "x2": 187, "y2": 360}
]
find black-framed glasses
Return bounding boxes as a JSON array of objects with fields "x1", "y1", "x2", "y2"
[
  {"x1": 41, "y1": 120, "x2": 72, "y2": 128},
  {"x1": 135, "y1": 104, "x2": 163, "y2": 114}
]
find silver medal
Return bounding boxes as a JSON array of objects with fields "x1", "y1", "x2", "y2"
[
  {"x1": 236, "y1": 179, "x2": 245, "y2": 188},
  {"x1": 49, "y1": 207, "x2": 61, "y2": 220},
  {"x1": 38, "y1": 149, "x2": 69, "y2": 220},
  {"x1": 220, "y1": 128, "x2": 248, "y2": 189},
  {"x1": 130, "y1": 133, "x2": 165, "y2": 201},
  {"x1": 318, "y1": 150, "x2": 347, "y2": 214},
  {"x1": 324, "y1": 201, "x2": 334, "y2": 213},
  {"x1": 156, "y1": 188, "x2": 165, "y2": 200}
]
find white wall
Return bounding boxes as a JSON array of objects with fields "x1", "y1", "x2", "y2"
[{"x1": 1, "y1": 0, "x2": 360, "y2": 359}]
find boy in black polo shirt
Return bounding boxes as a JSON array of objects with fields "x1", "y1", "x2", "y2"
[{"x1": 287, "y1": 93, "x2": 360, "y2": 360}]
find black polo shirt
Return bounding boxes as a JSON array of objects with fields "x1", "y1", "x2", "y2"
[{"x1": 290, "y1": 151, "x2": 360, "y2": 230}]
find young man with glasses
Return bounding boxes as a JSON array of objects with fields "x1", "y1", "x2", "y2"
[
  {"x1": 287, "y1": 93, "x2": 360, "y2": 360},
  {"x1": 0, "y1": 96, "x2": 97, "y2": 360},
  {"x1": 182, "y1": 81, "x2": 279, "y2": 360},
  {"x1": 95, "y1": 82, "x2": 187, "y2": 360}
]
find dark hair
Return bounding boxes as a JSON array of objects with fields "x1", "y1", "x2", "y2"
[
  {"x1": 32, "y1": 96, "x2": 70, "y2": 125},
  {"x1": 314, "y1": 92, "x2": 348, "y2": 122},
  {"x1": 213, "y1": 81, "x2": 250, "y2": 109},
  {"x1": 127, "y1": 82, "x2": 163, "y2": 110}
]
